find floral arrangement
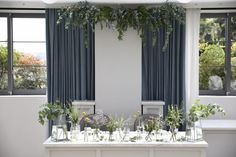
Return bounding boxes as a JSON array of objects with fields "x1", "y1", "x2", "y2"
[{"x1": 82, "y1": 112, "x2": 91, "y2": 127}]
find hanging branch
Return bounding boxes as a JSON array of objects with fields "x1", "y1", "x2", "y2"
[{"x1": 57, "y1": 1, "x2": 185, "y2": 50}]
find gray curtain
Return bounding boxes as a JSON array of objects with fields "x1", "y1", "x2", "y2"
[
  {"x1": 46, "y1": 9, "x2": 95, "y2": 105},
  {"x1": 142, "y1": 20, "x2": 186, "y2": 117}
]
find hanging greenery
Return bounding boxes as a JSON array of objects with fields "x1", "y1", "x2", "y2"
[{"x1": 57, "y1": 1, "x2": 185, "y2": 50}]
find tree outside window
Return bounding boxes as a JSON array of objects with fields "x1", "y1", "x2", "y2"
[{"x1": 0, "y1": 14, "x2": 46, "y2": 95}]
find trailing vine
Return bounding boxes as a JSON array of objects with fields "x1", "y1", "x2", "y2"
[{"x1": 57, "y1": 1, "x2": 185, "y2": 50}]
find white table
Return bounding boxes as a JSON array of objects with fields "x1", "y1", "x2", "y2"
[{"x1": 44, "y1": 132, "x2": 208, "y2": 157}]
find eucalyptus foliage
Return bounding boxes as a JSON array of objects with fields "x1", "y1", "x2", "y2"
[
  {"x1": 57, "y1": 1, "x2": 185, "y2": 50},
  {"x1": 188, "y1": 99, "x2": 225, "y2": 123}
]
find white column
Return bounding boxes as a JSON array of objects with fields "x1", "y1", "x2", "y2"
[
  {"x1": 185, "y1": 8, "x2": 201, "y2": 111},
  {"x1": 95, "y1": 25, "x2": 142, "y2": 117}
]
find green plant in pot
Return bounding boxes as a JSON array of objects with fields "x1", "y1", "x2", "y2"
[
  {"x1": 69, "y1": 106, "x2": 80, "y2": 127},
  {"x1": 38, "y1": 100, "x2": 68, "y2": 141},
  {"x1": 115, "y1": 116, "x2": 125, "y2": 141},
  {"x1": 38, "y1": 101, "x2": 64, "y2": 125},
  {"x1": 165, "y1": 105, "x2": 183, "y2": 142},
  {"x1": 144, "y1": 117, "x2": 157, "y2": 142},
  {"x1": 68, "y1": 106, "x2": 80, "y2": 141},
  {"x1": 154, "y1": 116, "x2": 164, "y2": 142},
  {"x1": 186, "y1": 99, "x2": 225, "y2": 141},
  {"x1": 106, "y1": 117, "x2": 117, "y2": 141}
]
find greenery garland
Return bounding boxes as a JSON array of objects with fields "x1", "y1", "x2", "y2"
[{"x1": 57, "y1": 1, "x2": 185, "y2": 50}]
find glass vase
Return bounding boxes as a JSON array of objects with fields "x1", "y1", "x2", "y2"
[
  {"x1": 186, "y1": 120, "x2": 203, "y2": 142},
  {"x1": 51, "y1": 115, "x2": 68, "y2": 142},
  {"x1": 145, "y1": 132, "x2": 153, "y2": 142},
  {"x1": 122, "y1": 127, "x2": 130, "y2": 142},
  {"x1": 116, "y1": 128, "x2": 123, "y2": 142},
  {"x1": 70, "y1": 124, "x2": 80, "y2": 142},
  {"x1": 136, "y1": 126, "x2": 142, "y2": 141},
  {"x1": 155, "y1": 130, "x2": 163, "y2": 142},
  {"x1": 169, "y1": 128, "x2": 178, "y2": 142},
  {"x1": 84, "y1": 127, "x2": 89, "y2": 142},
  {"x1": 93, "y1": 128, "x2": 100, "y2": 142},
  {"x1": 108, "y1": 132, "x2": 115, "y2": 141}
]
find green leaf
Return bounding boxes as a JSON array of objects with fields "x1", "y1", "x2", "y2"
[{"x1": 57, "y1": 1, "x2": 186, "y2": 49}]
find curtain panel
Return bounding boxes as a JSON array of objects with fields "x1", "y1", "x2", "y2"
[
  {"x1": 46, "y1": 9, "x2": 95, "y2": 104},
  {"x1": 142, "y1": 20, "x2": 186, "y2": 116}
]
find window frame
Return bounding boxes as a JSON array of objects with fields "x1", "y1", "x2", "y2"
[
  {"x1": 0, "y1": 12, "x2": 46, "y2": 95},
  {"x1": 199, "y1": 12, "x2": 236, "y2": 96}
]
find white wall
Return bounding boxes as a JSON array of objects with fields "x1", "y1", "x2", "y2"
[
  {"x1": 185, "y1": 8, "x2": 200, "y2": 112},
  {"x1": 95, "y1": 25, "x2": 142, "y2": 117},
  {"x1": 199, "y1": 96, "x2": 236, "y2": 119},
  {"x1": 0, "y1": 96, "x2": 47, "y2": 157}
]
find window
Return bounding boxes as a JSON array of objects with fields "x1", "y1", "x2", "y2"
[
  {"x1": 199, "y1": 13, "x2": 236, "y2": 95},
  {"x1": 0, "y1": 13, "x2": 46, "y2": 95}
]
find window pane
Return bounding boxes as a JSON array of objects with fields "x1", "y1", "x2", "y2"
[
  {"x1": 0, "y1": 42, "x2": 8, "y2": 90},
  {"x1": 13, "y1": 18, "x2": 45, "y2": 42},
  {"x1": 199, "y1": 17, "x2": 225, "y2": 91},
  {"x1": 13, "y1": 65, "x2": 46, "y2": 89},
  {"x1": 13, "y1": 42, "x2": 46, "y2": 64},
  {"x1": 13, "y1": 42, "x2": 46, "y2": 89},
  {"x1": 12, "y1": 17, "x2": 46, "y2": 90},
  {"x1": 231, "y1": 16, "x2": 236, "y2": 90},
  {"x1": 0, "y1": 17, "x2": 7, "y2": 41}
]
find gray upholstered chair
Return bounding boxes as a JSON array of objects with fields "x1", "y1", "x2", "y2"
[{"x1": 79, "y1": 113, "x2": 110, "y2": 131}]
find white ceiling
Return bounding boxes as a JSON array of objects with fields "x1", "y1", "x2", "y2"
[{"x1": 0, "y1": 0, "x2": 235, "y2": 8}]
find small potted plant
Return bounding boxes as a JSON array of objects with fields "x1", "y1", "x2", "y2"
[
  {"x1": 38, "y1": 101, "x2": 64, "y2": 125},
  {"x1": 115, "y1": 116, "x2": 125, "y2": 141},
  {"x1": 38, "y1": 101, "x2": 68, "y2": 141},
  {"x1": 68, "y1": 106, "x2": 80, "y2": 141},
  {"x1": 144, "y1": 117, "x2": 157, "y2": 142},
  {"x1": 187, "y1": 99, "x2": 225, "y2": 141},
  {"x1": 106, "y1": 117, "x2": 117, "y2": 141},
  {"x1": 165, "y1": 105, "x2": 183, "y2": 142},
  {"x1": 154, "y1": 116, "x2": 164, "y2": 142}
]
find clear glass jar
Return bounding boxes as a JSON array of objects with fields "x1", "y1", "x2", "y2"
[
  {"x1": 93, "y1": 128, "x2": 100, "y2": 142},
  {"x1": 84, "y1": 127, "x2": 89, "y2": 142},
  {"x1": 70, "y1": 124, "x2": 80, "y2": 142},
  {"x1": 51, "y1": 115, "x2": 68, "y2": 142},
  {"x1": 108, "y1": 132, "x2": 114, "y2": 141},
  {"x1": 186, "y1": 120, "x2": 203, "y2": 142}
]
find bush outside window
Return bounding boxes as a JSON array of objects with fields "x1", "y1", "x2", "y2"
[{"x1": 199, "y1": 13, "x2": 236, "y2": 95}]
